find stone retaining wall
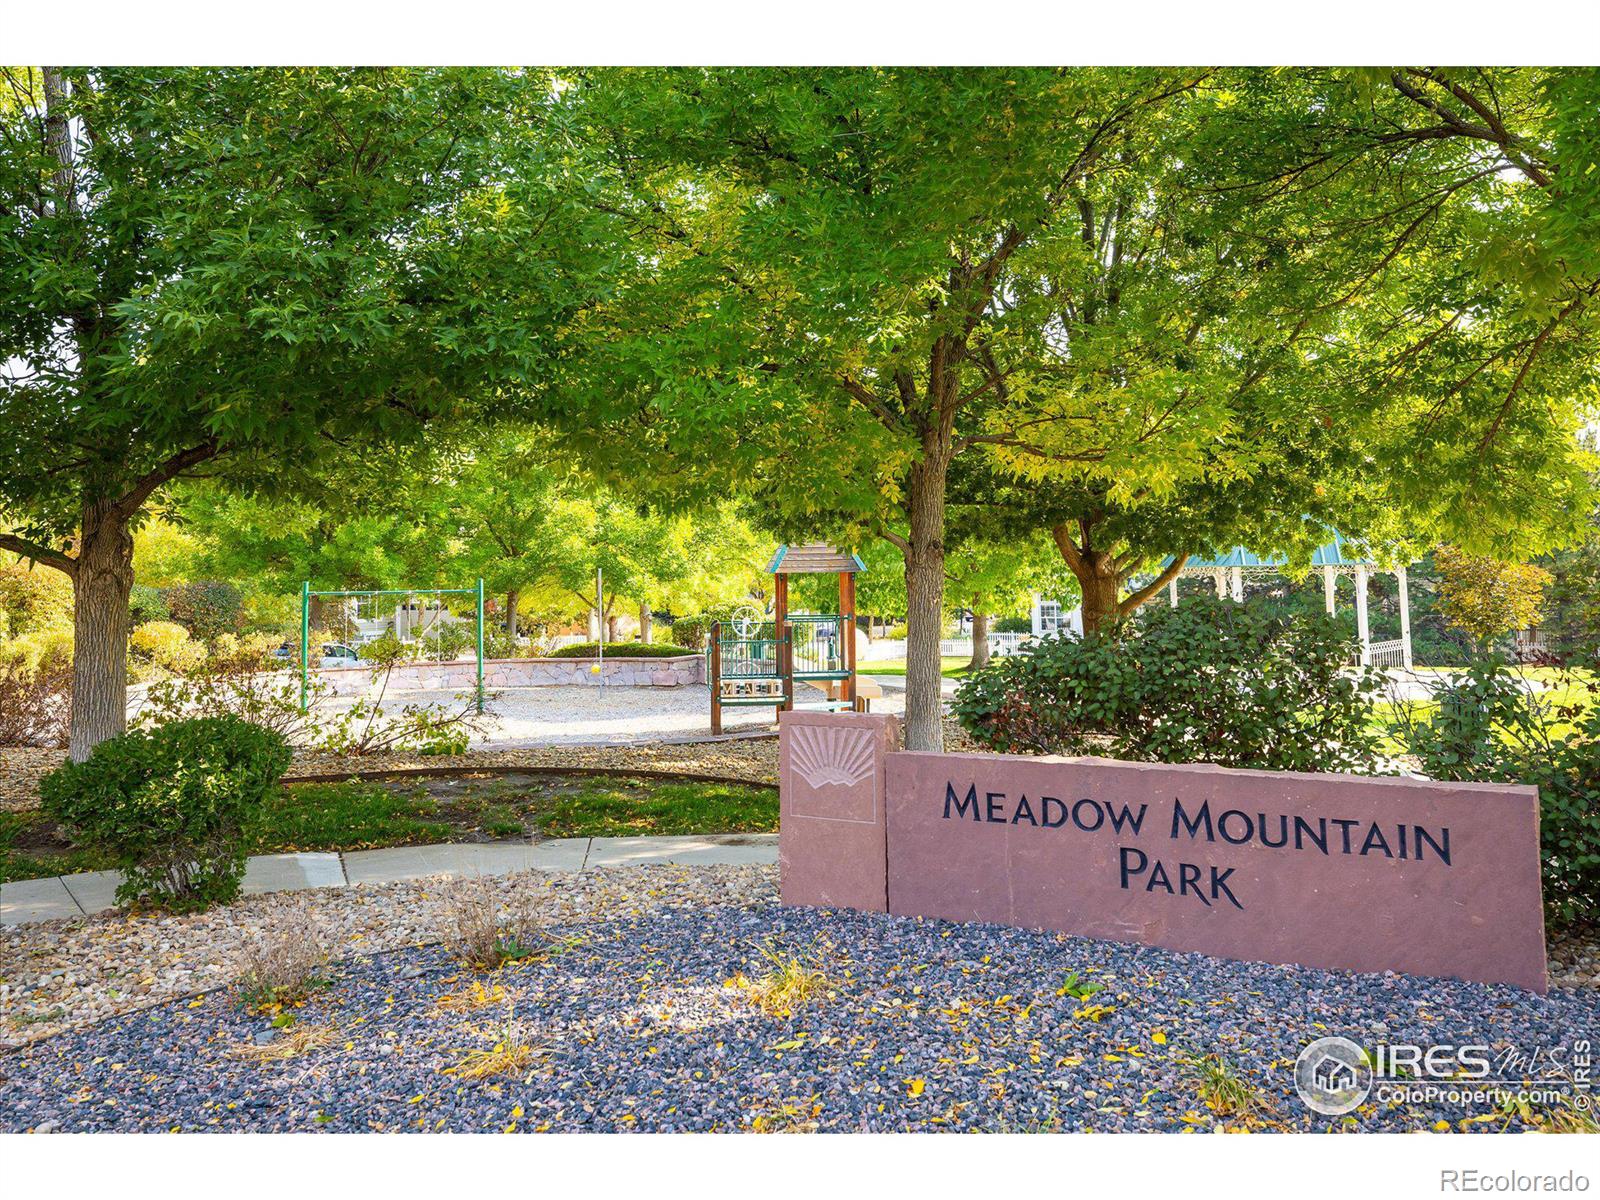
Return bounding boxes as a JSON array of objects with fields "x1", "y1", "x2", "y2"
[{"x1": 316, "y1": 655, "x2": 704, "y2": 695}]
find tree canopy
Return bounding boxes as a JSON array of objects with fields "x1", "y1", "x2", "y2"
[{"x1": 0, "y1": 66, "x2": 601, "y2": 754}]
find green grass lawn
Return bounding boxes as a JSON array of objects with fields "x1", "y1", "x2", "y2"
[
  {"x1": 539, "y1": 780, "x2": 777, "y2": 838},
  {"x1": 0, "y1": 775, "x2": 778, "y2": 885},
  {"x1": 857, "y1": 656, "x2": 972, "y2": 678},
  {"x1": 1367, "y1": 667, "x2": 1597, "y2": 755},
  {"x1": 248, "y1": 781, "x2": 454, "y2": 853}
]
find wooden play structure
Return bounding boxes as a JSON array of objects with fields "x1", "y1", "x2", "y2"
[{"x1": 708, "y1": 543, "x2": 875, "y2": 735}]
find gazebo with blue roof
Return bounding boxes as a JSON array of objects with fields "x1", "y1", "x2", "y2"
[{"x1": 1159, "y1": 534, "x2": 1414, "y2": 668}]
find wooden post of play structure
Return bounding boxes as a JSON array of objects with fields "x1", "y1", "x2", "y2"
[
  {"x1": 709, "y1": 621, "x2": 723, "y2": 736},
  {"x1": 839, "y1": 570, "x2": 857, "y2": 709},
  {"x1": 774, "y1": 573, "x2": 793, "y2": 716}
]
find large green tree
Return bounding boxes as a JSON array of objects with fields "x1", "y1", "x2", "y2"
[
  {"x1": 556, "y1": 67, "x2": 1597, "y2": 746},
  {"x1": 0, "y1": 67, "x2": 591, "y2": 756},
  {"x1": 558, "y1": 67, "x2": 1201, "y2": 749}
]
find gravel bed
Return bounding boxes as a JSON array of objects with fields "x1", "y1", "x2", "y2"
[
  {"x1": 3, "y1": 889, "x2": 1595, "y2": 1134},
  {"x1": 0, "y1": 866, "x2": 772, "y2": 1047}
]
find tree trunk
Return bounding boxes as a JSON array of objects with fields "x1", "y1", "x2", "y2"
[
  {"x1": 639, "y1": 600, "x2": 653, "y2": 644},
  {"x1": 69, "y1": 501, "x2": 135, "y2": 761},
  {"x1": 1050, "y1": 522, "x2": 1122, "y2": 637},
  {"x1": 967, "y1": 611, "x2": 991, "y2": 671},
  {"x1": 505, "y1": 589, "x2": 519, "y2": 639},
  {"x1": 902, "y1": 436, "x2": 952, "y2": 752},
  {"x1": 607, "y1": 614, "x2": 620, "y2": 643},
  {"x1": 1077, "y1": 568, "x2": 1122, "y2": 636}
]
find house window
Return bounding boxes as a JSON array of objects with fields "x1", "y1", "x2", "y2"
[{"x1": 1039, "y1": 600, "x2": 1062, "y2": 635}]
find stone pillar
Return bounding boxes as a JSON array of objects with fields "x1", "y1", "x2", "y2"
[
  {"x1": 1355, "y1": 565, "x2": 1371, "y2": 665},
  {"x1": 778, "y1": 710, "x2": 900, "y2": 913},
  {"x1": 1397, "y1": 564, "x2": 1413, "y2": 669}
]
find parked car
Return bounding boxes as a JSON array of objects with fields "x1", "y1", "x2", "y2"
[{"x1": 271, "y1": 642, "x2": 362, "y2": 669}]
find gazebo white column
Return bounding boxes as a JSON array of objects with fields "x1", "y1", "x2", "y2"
[
  {"x1": 1397, "y1": 564, "x2": 1413, "y2": 669},
  {"x1": 1168, "y1": 577, "x2": 1178, "y2": 608},
  {"x1": 1354, "y1": 564, "x2": 1371, "y2": 665},
  {"x1": 1214, "y1": 570, "x2": 1226, "y2": 599},
  {"x1": 1322, "y1": 565, "x2": 1337, "y2": 615},
  {"x1": 1229, "y1": 566, "x2": 1244, "y2": 602}
]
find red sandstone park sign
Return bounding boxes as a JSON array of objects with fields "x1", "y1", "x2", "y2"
[{"x1": 778, "y1": 712, "x2": 1548, "y2": 993}]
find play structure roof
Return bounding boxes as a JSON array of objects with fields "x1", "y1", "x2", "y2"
[{"x1": 766, "y1": 543, "x2": 867, "y2": 575}]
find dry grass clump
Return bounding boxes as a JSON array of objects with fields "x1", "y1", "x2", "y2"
[
  {"x1": 441, "y1": 878, "x2": 568, "y2": 971},
  {"x1": 747, "y1": 1094, "x2": 823, "y2": 1134},
  {"x1": 728, "y1": 940, "x2": 839, "y2": 1017},
  {"x1": 229, "y1": 1021, "x2": 340, "y2": 1064},
  {"x1": 444, "y1": 1014, "x2": 550, "y2": 1081},
  {"x1": 1183, "y1": 1054, "x2": 1281, "y2": 1129},
  {"x1": 433, "y1": 979, "x2": 512, "y2": 1013},
  {"x1": 236, "y1": 926, "x2": 336, "y2": 1010}
]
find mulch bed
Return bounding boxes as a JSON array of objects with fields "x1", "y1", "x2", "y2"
[{"x1": 4, "y1": 894, "x2": 1595, "y2": 1134}]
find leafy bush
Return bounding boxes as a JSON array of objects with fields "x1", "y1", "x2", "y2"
[
  {"x1": 135, "y1": 636, "x2": 487, "y2": 758},
  {"x1": 40, "y1": 716, "x2": 292, "y2": 911},
  {"x1": 954, "y1": 595, "x2": 1383, "y2": 773},
  {"x1": 992, "y1": 615, "x2": 1033, "y2": 634},
  {"x1": 1393, "y1": 659, "x2": 1600, "y2": 930},
  {"x1": 482, "y1": 625, "x2": 518, "y2": 659},
  {"x1": 418, "y1": 622, "x2": 475, "y2": 659},
  {"x1": 667, "y1": 604, "x2": 746, "y2": 652},
  {"x1": 160, "y1": 581, "x2": 243, "y2": 640},
  {"x1": 0, "y1": 657, "x2": 71, "y2": 748},
  {"x1": 358, "y1": 632, "x2": 415, "y2": 664},
  {"x1": 0, "y1": 626, "x2": 73, "y2": 675},
  {"x1": 128, "y1": 583, "x2": 171, "y2": 625},
  {"x1": 128, "y1": 620, "x2": 205, "y2": 679},
  {"x1": 0, "y1": 561, "x2": 73, "y2": 639},
  {"x1": 547, "y1": 640, "x2": 693, "y2": 658},
  {"x1": 134, "y1": 637, "x2": 321, "y2": 743}
]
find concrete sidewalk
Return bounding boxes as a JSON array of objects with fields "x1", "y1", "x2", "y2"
[{"x1": 0, "y1": 834, "x2": 778, "y2": 927}]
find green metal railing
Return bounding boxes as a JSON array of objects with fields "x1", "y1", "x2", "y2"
[{"x1": 787, "y1": 613, "x2": 847, "y2": 679}]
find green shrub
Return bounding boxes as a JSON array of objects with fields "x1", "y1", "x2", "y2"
[
  {"x1": 547, "y1": 641, "x2": 693, "y2": 658},
  {"x1": 667, "y1": 604, "x2": 746, "y2": 652},
  {"x1": 1395, "y1": 659, "x2": 1600, "y2": 930},
  {"x1": 0, "y1": 561, "x2": 74, "y2": 639},
  {"x1": 954, "y1": 595, "x2": 1384, "y2": 773},
  {"x1": 160, "y1": 580, "x2": 243, "y2": 639},
  {"x1": 40, "y1": 716, "x2": 292, "y2": 912},
  {"x1": 419, "y1": 622, "x2": 475, "y2": 659},
  {"x1": 992, "y1": 615, "x2": 1033, "y2": 634},
  {"x1": 482, "y1": 625, "x2": 518, "y2": 659},
  {"x1": 128, "y1": 583, "x2": 171, "y2": 625},
  {"x1": 128, "y1": 620, "x2": 205, "y2": 678},
  {"x1": 0, "y1": 626, "x2": 73, "y2": 675}
]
